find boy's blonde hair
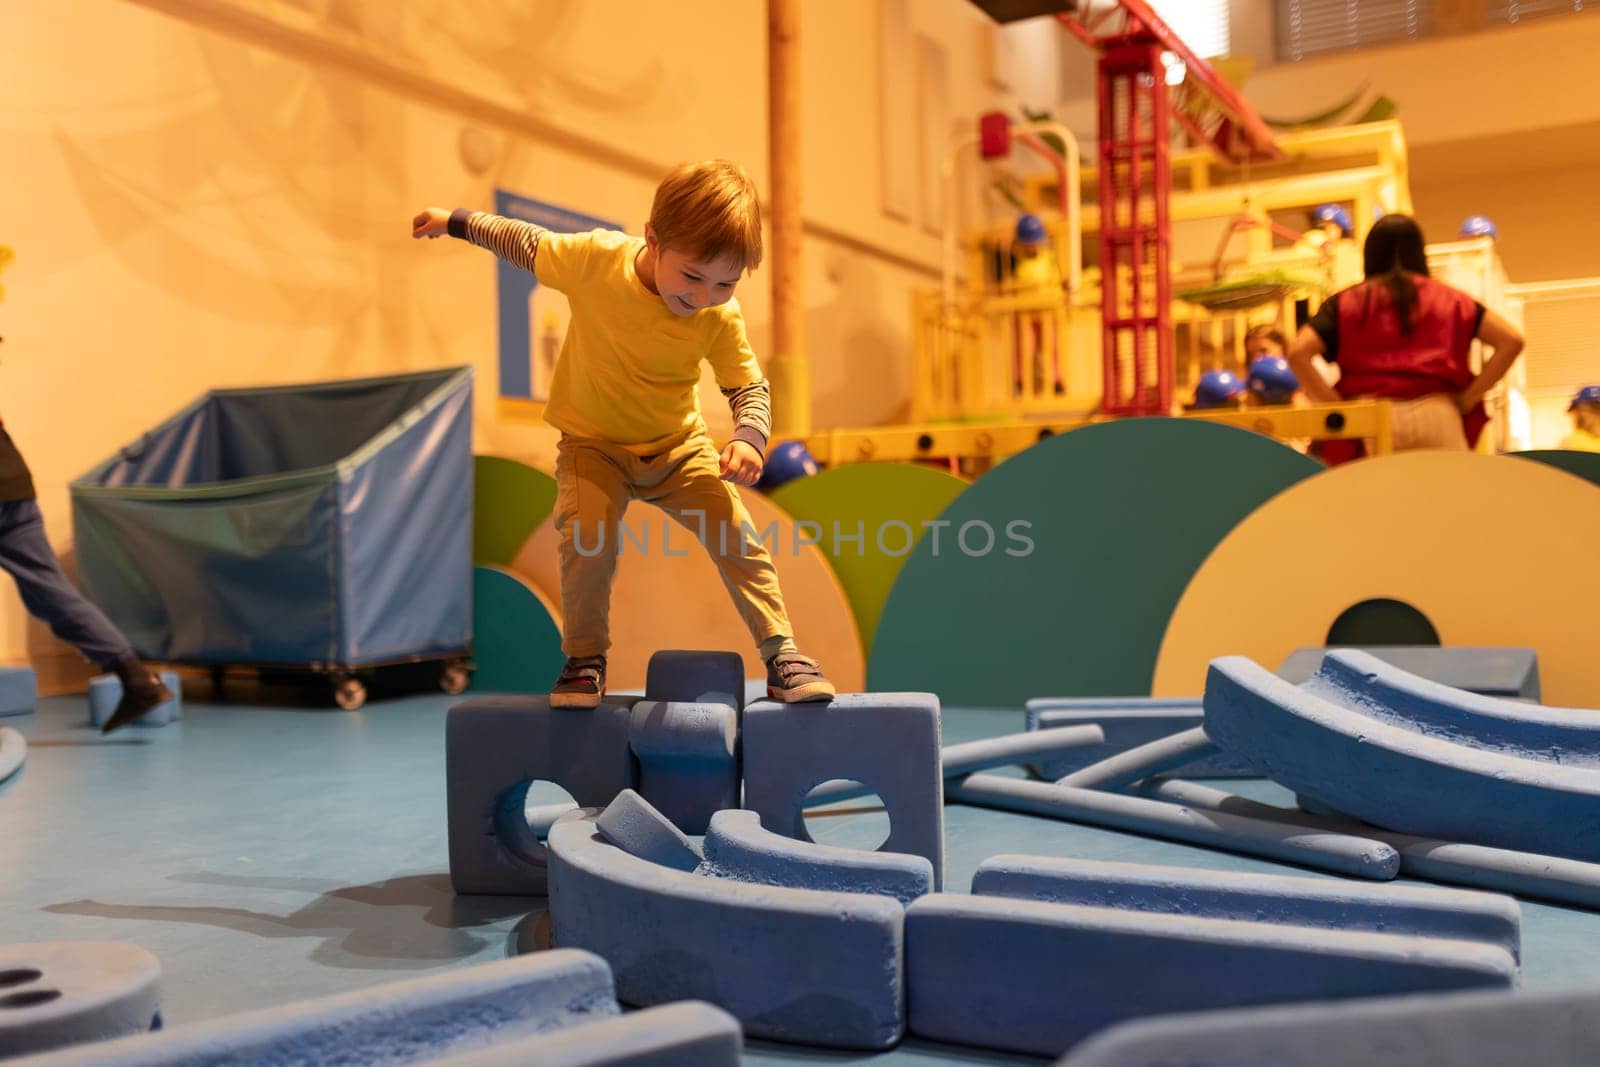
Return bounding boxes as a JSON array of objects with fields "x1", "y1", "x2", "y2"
[{"x1": 649, "y1": 160, "x2": 763, "y2": 271}]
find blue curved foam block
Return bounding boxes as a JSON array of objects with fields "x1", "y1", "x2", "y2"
[
  {"x1": 446, "y1": 696, "x2": 638, "y2": 895},
  {"x1": 596, "y1": 790, "x2": 703, "y2": 873},
  {"x1": 628, "y1": 701, "x2": 739, "y2": 835},
  {"x1": 742, "y1": 692, "x2": 944, "y2": 889},
  {"x1": 1277, "y1": 645, "x2": 1540, "y2": 701},
  {"x1": 1203, "y1": 656, "x2": 1600, "y2": 863},
  {"x1": 701, "y1": 809, "x2": 933, "y2": 906},
  {"x1": 425, "y1": 1001, "x2": 743, "y2": 1067},
  {"x1": 905, "y1": 893, "x2": 1516, "y2": 1058},
  {"x1": 0, "y1": 941, "x2": 160, "y2": 1058},
  {"x1": 645, "y1": 650, "x2": 746, "y2": 711},
  {"x1": 0, "y1": 665, "x2": 37, "y2": 717},
  {"x1": 972, "y1": 855, "x2": 1521, "y2": 962},
  {"x1": 547, "y1": 813, "x2": 906, "y2": 1049},
  {"x1": 1025, "y1": 700, "x2": 1259, "y2": 779},
  {"x1": 88, "y1": 671, "x2": 182, "y2": 729},
  {"x1": 1, "y1": 725, "x2": 27, "y2": 786}
]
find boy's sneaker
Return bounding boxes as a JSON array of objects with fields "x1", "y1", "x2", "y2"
[
  {"x1": 551, "y1": 655, "x2": 606, "y2": 709},
  {"x1": 766, "y1": 652, "x2": 836, "y2": 703}
]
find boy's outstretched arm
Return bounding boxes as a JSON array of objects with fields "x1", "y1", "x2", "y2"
[
  {"x1": 719, "y1": 379, "x2": 771, "y2": 486},
  {"x1": 410, "y1": 207, "x2": 544, "y2": 275}
]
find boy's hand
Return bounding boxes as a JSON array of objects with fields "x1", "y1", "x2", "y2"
[
  {"x1": 719, "y1": 440, "x2": 763, "y2": 486},
  {"x1": 412, "y1": 208, "x2": 451, "y2": 239}
]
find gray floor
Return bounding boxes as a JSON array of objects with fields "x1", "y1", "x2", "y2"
[{"x1": 4, "y1": 683, "x2": 1600, "y2": 1065}]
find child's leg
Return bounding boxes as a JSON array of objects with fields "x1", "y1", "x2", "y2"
[
  {"x1": 0, "y1": 500, "x2": 134, "y2": 668},
  {"x1": 552, "y1": 437, "x2": 632, "y2": 658}
]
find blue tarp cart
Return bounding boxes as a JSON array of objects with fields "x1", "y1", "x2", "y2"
[{"x1": 71, "y1": 367, "x2": 474, "y2": 709}]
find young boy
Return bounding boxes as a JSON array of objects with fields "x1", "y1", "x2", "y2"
[{"x1": 413, "y1": 160, "x2": 835, "y2": 708}]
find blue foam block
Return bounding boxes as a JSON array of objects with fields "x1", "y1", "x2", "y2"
[
  {"x1": 1055, "y1": 726, "x2": 1218, "y2": 789},
  {"x1": 743, "y1": 692, "x2": 945, "y2": 889},
  {"x1": 701, "y1": 809, "x2": 933, "y2": 906},
  {"x1": 547, "y1": 813, "x2": 906, "y2": 1049},
  {"x1": 87, "y1": 671, "x2": 182, "y2": 729},
  {"x1": 628, "y1": 701, "x2": 739, "y2": 835},
  {"x1": 645, "y1": 650, "x2": 746, "y2": 711},
  {"x1": 1058, "y1": 986, "x2": 1600, "y2": 1067},
  {"x1": 1277, "y1": 645, "x2": 1541, "y2": 701},
  {"x1": 13, "y1": 950, "x2": 622, "y2": 1065},
  {"x1": 0, "y1": 665, "x2": 37, "y2": 717},
  {"x1": 0, "y1": 941, "x2": 160, "y2": 1057},
  {"x1": 972, "y1": 855, "x2": 1521, "y2": 961},
  {"x1": 1204, "y1": 656, "x2": 1600, "y2": 863},
  {"x1": 904, "y1": 893, "x2": 1516, "y2": 1058},
  {"x1": 424, "y1": 1001, "x2": 743, "y2": 1067},
  {"x1": 1025, "y1": 701, "x2": 1258, "y2": 778},
  {"x1": 596, "y1": 790, "x2": 704, "y2": 873},
  {"x1": 446, "y1": 696, "x2": 638, "y2": 895}
]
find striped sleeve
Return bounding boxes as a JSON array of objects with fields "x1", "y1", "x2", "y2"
[
  {"x1": 722, "y1": 379, "x2": 772, "y2": 458},
  {"x1": 450, "y1": 209, "x2": 542, "y2": 275}
]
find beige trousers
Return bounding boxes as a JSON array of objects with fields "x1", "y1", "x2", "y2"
[
  {"x1": 552, "y1": 429, "x2": 793, "y2": 658},
  {"x1": 1391, "y1": 394, "x2": 1470, "y2": 451}
]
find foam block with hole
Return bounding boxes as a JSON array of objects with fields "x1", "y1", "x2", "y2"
[
  {"x1": 627, "y1": 701, "x2": 739, "y2": 835},
  {"x1": 447, "y1": 695, "x2": 638, "y2": 895},
  {"x1": 0, "y1": 941, "x2": 160, "y2": 1057},
  {"x1": 645, "y1": 650, "x2": 746, "y2": 711},
  {"x1": 548, "y1": 813, "x2": 906, "y2": 1049},
  {"x1": 1277, "y1": 645, "x2": 1541, "y2": 701},
  {"x1": 596, "y1": 789, "x2": 703, "y2": 873},
  {"x1": 701, "y1": 809, "x2": 933, "y2": 906},
  {"x1": 0, "y1": 665, "x2": 37, "y2": 717},
  {"x1": 86, "y1": 671, "x2": 181, "y2": 729},
  {"x1": 742, "y1": 692, "x2": 944, "y2": 889},
  {"x1": 1025, "y1": 700, "x2": 1259, "y2": 779},
  {"x1": 904, "y1": 893, "x2": 1516, "y2": 1058},
  {"x1": 427, "y1": 1001, "x2": 743, "y2": 1067}
]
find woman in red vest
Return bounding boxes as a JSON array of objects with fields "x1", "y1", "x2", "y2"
[{"x1": 1286, "y1": 214, "x2": 1524, "y2": 460}]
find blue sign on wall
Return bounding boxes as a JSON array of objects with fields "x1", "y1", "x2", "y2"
[{"x1": 493, "y1": 189, "x2": 620, "y2": 400}]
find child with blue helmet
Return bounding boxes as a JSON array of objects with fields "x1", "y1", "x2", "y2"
[
  {"x1": 1563, "y1": 385, "x2": 1600, "y2": 453},
  {"x1": 1010, "y1": 213, "x2": 1065, "y2": 397}
]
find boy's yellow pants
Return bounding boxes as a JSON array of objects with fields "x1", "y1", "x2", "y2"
[{"x1": 552, "y1": 429, "x2": 793, "y2": 658}]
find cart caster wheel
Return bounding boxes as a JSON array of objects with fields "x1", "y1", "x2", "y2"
[
  {"x1": 210, "y1": 666, "x2": 226, "y2": 697},
  {"x1": 440, "y1": 662, "x2": 471, "y2": 696},
  {"x1": 334, "y1": 676, "x2": 367, "y2": 711}
]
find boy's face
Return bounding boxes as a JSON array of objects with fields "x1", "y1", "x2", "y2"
[
  {"x1": 649, "y1": 234, "x2": 744, "y2": 317},
  {"x1": 1245, "y1": 335, "x2": 1283, "y2": 360}
]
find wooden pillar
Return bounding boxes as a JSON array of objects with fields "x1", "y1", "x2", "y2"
[{"x1": 767, "y1": 0, "x2": 811, "y2": 437}]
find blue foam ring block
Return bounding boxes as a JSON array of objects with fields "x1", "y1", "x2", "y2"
[
  {"x1": 1055, "y1": 726, "x2": 1218, "y2": 789},
  {"x1": 628, "y1": 701, "x2": 739, "y2": 835},
  {"x1": 87, "y1": 671, "x2": 182, "y2": 729},
  {"x1": 0, "y1": 665, "x2": 37, "y2": 717},
  {"x1": 446, "y1": 695, "x2": 638, "y2": 895},
  {"x1": 945, "y1": 774, "x2": 1399, "y2": 880},
  {"x1": 972, "y1": 854, "x2": 1521, "y2": 962},
  {"x1": 1, "y1": 725, "x2": 27, "y2": 786},
  {"x1": 1277, "y1": 645, "x2": 1541, "y2": 701},
  {"x1": 1136, "y1": 775, "x2": 1600, "y2": 913},
  {"x1": 1312, "y1": 649, "x2": 1600, "y2": 765},
  {"x1": 596, "y1": 789, "x2": 704, "y2": 873},
  {"x1": 1024, "y1": 700, "x2": 1259, "y2": 779},
  {"x1": 421, "y1": 1001, "x2": 744, "y2": 1067},
  {"x1": 645, "y1": 650, "x2": 746, "y2": 712},
  {"x1": 11, "y1": 950, "x2": 622, "y2": 1065},
  {"x1": 1056, "y1": 986, "x2": 1600, "y2": 1067},
  {"x1": 701, "y1": 808, "x2": 934, "y2": 906},
  {"x1": 547, "y1": 812, "x2": 906, "y2": 1050},
  {"x1": 742, "y1": 692, "x2": 945, "y2": 889},
  {"x1": 0, "y1": 942, "x2": 160, "y2": 1058},
  {"x1": 904, "y1": 893, "x2": 1516, "y2": 1059},
  {"x1": 1203, "y1": 655, "x2": 1600, "y2": 863}
]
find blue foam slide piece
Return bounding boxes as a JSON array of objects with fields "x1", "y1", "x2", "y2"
[
  {"x1": 11, "y1": 950, "x2": 622, "y2": 1066},
  {"x1": 87, "y1": 671, "x2": 182, "y2": 729},
  {"x1": 905, "y1": 893, "x2": 1516, "y2": 1058},
  {"x1": 1135, "y1": 776, "x2": 1600, "y2": 912},
  {"x1": 1054, "y1": 726, "x2": 1217, "y2": 789},
  {"x1": 0, "y1": 941, "x2": 161, "y2": 1058},
  {"x1": 596, "y1": 790, "x2": 703, "y2": 873},
  {"x1": 1024, "y1": 700, "x2": 1258, "y2": 779},
  {"x1": 1057, "y1": 987, "x2": 1600, "y2": 1067},
  {"x1": 1311, "y1": 649, "x2": 1600, "y2": 765},
  {"x1": 1204, "y1": 655, "x2": 1600, "y2": 863},
  {"x1": 0, "y1": 665, "x2": 38, "y2": 716},
  {"x1": 1, "y1": 725, "x2": 26, "y2": 787},
  {"x1": 423, "y1": 1002, "x2": 743, "y2": 1067},
  {"x1": 743, "y1": 692, "x2": 945, "y2": 889},
  {"x1": 628, "y1": 701, "x2": 739, "y2": 835},
  {"x1": 701, "y1": 809, "x2": 934, "y2": 906},
  {"x1": 803, "y1": 725, "x2": 1105, "y2": 806},
  {"x1": 446, "y1": 696, "x2": 638, "y2": 895},
  {"x1": 972, "y1": 855, "x2": 1520, "y2": 962},
  {"x1": 944, "y1": 774, "x2": 1399, "y2": 880},
  {"x1": 547, "y1": 812, "x2": 906, "y2": 1049},
  {"x1": 1277, "y1": 645, "x2": 1541, "y2": 701},
  {"x1": 645, "y1": 650, "x2": 746, "y2": 712}
]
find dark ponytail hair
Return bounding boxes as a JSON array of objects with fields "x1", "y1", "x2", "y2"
[{"x1": 1361, "y1": 214, "x2": 1430, "y2": 334}]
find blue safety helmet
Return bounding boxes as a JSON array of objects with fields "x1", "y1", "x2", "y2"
[
  {"x1": 1014, "y1": 213, "x2": 1048, "y2": 245},
  {"x1": 1312, "y1": 203, "x2": 1354, "y2": 238},
  {"x1": 1247, "y1": 356, "x2": 1300, "y2": 404},
  {"x1": 1570, "y1": 385, "x2": 1600, "y2": 410},
  {"x1": 756, "y1": 440, "x2": 820, "y2": 490},
  {"x1": 1194, "y1": 369, "x2": 1245, "y2": 409},
  {"x1": 1459, "y1": 214, "x2": 1498, "y2": 239}
]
